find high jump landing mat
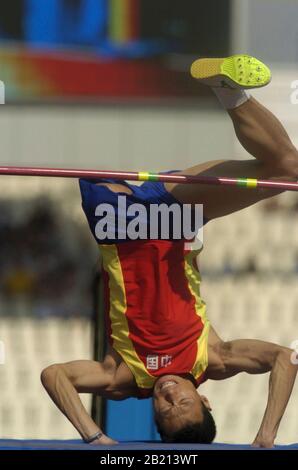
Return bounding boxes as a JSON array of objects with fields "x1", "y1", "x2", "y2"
[{"x1": 0, "y1": 440, "x2": 297, "y2": 450}]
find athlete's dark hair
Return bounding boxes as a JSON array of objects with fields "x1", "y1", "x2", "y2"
[{"x1": 155, "y1": 402, "x2": 216, "y2": 444}]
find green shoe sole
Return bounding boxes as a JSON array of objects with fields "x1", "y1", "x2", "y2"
[{"x1": 191, "y1": 55, "x2": 272, "y2": 89}]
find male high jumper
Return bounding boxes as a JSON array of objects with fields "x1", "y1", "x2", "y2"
[{"x1": 41, "y1": 55, "x2": 298, "y2": 447}]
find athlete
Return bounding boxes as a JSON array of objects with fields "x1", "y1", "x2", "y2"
[{"x1": 41, "y1": 56, "x2": 298, "y2": 447}]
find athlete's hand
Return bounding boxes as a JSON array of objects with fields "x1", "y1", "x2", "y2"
[
  {"x1": 90, "y1": 434, "x2": 118, "y2": 446},
  {"x1": 252, "y1": 433, "x2": 275, "y2": 448}
]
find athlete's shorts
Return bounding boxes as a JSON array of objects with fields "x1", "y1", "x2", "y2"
[{"x1": 79, "y1": 173, "x2": 207, "y2": 244}]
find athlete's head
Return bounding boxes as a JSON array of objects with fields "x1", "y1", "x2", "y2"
[{"x1": 153, "y1": 375, "x2": 216, "y2": 443}]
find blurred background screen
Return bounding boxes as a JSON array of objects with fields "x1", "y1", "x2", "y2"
[{"x1": 0, "y1": 0, "x2": 231, "y2": 102}]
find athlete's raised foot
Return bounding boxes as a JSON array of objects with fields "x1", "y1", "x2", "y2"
[{"x1": 190, "y1": 54, "x2": 272, "y2": 90}]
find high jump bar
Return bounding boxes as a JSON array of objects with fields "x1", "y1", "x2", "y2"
[{"x1": 0, "y1": 165, "x2": 298, "y2": 191}]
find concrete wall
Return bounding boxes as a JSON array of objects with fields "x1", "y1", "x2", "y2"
[
  {"x1": 232, "y1": 0, "x2": 298, "y2": 64},
  {"x1": 0, "y1": 105, "x2": 233, "y2": 172}
]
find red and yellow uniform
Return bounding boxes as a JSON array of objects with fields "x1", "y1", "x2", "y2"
[
  {"x1": 102, "y1": 239, "x2": 209, "y2": 398},
  {"x1": 79, "y1": 177, "x2": 210, "y2": 398}
]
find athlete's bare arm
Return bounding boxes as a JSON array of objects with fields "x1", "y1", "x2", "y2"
[
  {"x1": 207, "y1": 338, "x2": 297, "y2": 448},
  {"x1": 41, "y1": 347, "x2": 135, "y2": 445},
  {"x1": 166, "y1": 97, "x2": 298, "y2": 219}
]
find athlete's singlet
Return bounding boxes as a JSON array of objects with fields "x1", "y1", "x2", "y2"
[
  {"x1": 79, "y1": 177, "x2": 210, "y2": 398},
  {"x1": 101, "y1": 239, "x2": 209, "y2": 398}
]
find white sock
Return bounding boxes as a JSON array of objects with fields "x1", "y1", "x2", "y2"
[{"x1": 212, "y1": 87, "x2": 251, "y2": 110}]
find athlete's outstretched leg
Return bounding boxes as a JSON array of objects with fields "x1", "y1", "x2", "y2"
[
  {"x1": 166, "y1": 55, "x2": 298, "y2": 220},
  {"x1": 228, "y1": 97, "x2": 298, "y2": 174},
  {"x1": 192, "y1": 54, "x2": 298, "y2": 172}
]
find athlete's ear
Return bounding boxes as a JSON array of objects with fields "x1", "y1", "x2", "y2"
[{"x1": 200, "y1": 395, "x2": 212, "y2": 411}]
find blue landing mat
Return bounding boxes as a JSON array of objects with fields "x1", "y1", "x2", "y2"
[{"x1": 0, "y1": 440, "x2": 297, "y2": 450}]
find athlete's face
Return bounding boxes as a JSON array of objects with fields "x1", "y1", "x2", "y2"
[{"x1": 153, "y1": 375, "x2": 211, "y2": 436}]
